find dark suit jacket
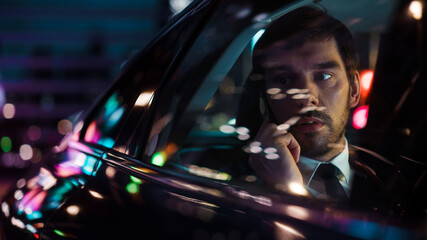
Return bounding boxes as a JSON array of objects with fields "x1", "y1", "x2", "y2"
[{"x1": 348, "y1": 145, "x2": 426, "y2": 217}]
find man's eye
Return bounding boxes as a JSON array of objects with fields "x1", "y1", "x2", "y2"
[
  {"x1": 276, "y1": 76, "x2": 292, "y2": 85},
  {"x1": 314, "y1": 73, "x2": 332, "y2": 81}
]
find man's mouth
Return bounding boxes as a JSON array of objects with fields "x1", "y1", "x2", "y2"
[{"x1": 293, "y1": 117, "x2": 325, "y2": 133}]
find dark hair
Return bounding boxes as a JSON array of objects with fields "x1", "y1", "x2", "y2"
[{"x1": 253, "y1": 6, "x2": 359, "y2": 84}]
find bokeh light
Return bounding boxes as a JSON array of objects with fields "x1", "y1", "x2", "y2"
[
  {"x1": 28, "y1": 126, "x2": 42, "y2": 141},
  {"x1": 19, "y1": 144, "x2": 33, "y2": 160},
  {"x1": 409, "y1": 0, "x2": 423, "y2": 20},
  {"x1": 1, "y1": 136, "x2": 13, "y2": 152},
  {"x1": 57, "y1": 119, "x2": 73, "y2": 135},
  {"x1": 66, "y1": 205, "x2": 80, "y2": 216},
  {"x1": 135, "y1": 91, "x2": 154, "y2": 107},
  {"x1": 353, "y1": 105, "x2": 369, "y2": 129},
  {"x1": 2, "y1": 103, "x2": 16, "y2": 119}
]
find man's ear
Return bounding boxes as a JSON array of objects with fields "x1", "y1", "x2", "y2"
[{"x1": 349, "y1": 71, "x2": 360, "y2": 108}]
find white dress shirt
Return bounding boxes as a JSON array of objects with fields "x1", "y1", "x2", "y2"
[{"x1": 297, "y1": 139, "x2": 354, "y2": 197}]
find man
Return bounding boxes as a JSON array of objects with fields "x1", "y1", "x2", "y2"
[{"x1": 242, "y1": 7, "x2": 419, "y2": 212}]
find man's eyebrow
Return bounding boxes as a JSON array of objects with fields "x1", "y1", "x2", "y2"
[
  {"x1": 314, "y1": 60, "x2": 341, "y2": 69},
  {"x1": 262, "y1": 62, "x2": 292, "y2": 71}
]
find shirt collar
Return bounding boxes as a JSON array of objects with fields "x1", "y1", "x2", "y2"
[{"x1": 297, "y1": 139, "x2": 351, "y2": 185}]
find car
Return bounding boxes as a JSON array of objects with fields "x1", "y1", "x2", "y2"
[{"x1": 1, "y1": 0, "x2": 426, "y2": 239}]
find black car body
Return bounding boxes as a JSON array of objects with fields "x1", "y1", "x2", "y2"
[{"x1": 1, "y1": 0, "x2": 427, "y2": 239}]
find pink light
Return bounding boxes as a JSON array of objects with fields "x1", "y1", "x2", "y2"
[
  {"x1": 55, "y1": 162, "x2": 82, "y2": 178},
  {"x1": 353, "y1": 105, "x2": 369, "y2": 129},
  {"x1": 84, "y1": 121, "x2": 100, "y2": 143}
]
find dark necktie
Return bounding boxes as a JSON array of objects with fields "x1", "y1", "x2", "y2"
[{"x1": 309, "y1": 163, "x2": 348, "y2": 200}]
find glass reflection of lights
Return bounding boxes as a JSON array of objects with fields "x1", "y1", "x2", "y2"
[
  {"x1": 264, "y1": 147, "x2": 277, "y2": 154},
  {"x1": 227, "y1": 118, "x2": 236, "y2": 125},
  {"x1": 292, "y1": 93, "x2": 311, "y2": 100},
  {"x1": 57, "y1": 119, "x2": 73, "y2": 135},
  {"x1": 66, "y1": 205, "x2": 80, "y2": 216},
  {"x1": 130, "y1": 176, "x2": 143, "y2": 184},
  {"x1": 266, "y1": 88, "x2": 281, "y2": 95},
  {"x1": 237, "y1": 134, "x2": 250, "y2": 140},
  {"x1": 228, "y1": 187, "x2": 272, "y2": 206},
  {"x1": 56, "y1": 150, "x2": 86, "y2": 175},
  {"x1": 251, "y1": 29, "x2": 265, "y2": 51},
  {"x1": 235, "y1": 126, "x2": 249, "y2": 135},
  {"x1": 37, "y1": 168, "x2": 57, "y2": 190},
  {"x1": 288, "y1": 182, "x2": 308, "y2": 196},
  {"x1": 170, "y1": 180, "x2": 225, "y2": 198},
  {"x1": 152, "y1": 151, "x2": 166, "y2": 167},
  {"x1": 25, "y1": 224, "x2": 37, "y2": 234},
  {"x1": 277, "y1": 123, "x2": 290, "y2": 131},
  {"x1": 270, "y1": 93, "x2": 286, "y2": 100},
  {"x1": 244, "y1": 175, "x2": 257, "y2": 182},
  {"x1": 17, "y1": 178, "x2": 26, "y2": 188},
  {"x1": 82, "y1": 156, "x2": 98, "y2": 176},
  {"x1": 97, "y1": 137, "x2": 115, "y2": 148},
  {"x1": 284, "y1": 116, "x2": 300, "y2": 126},
  {"x1": 409, "y1": 0, "x2": 423, "y2": 20},
  {"x1": 72, "y1": 121, "x2": 84, "y2": 141},
  {"x1": 126, "y1": 183, "x2": 139, "y2": 194},
  {"x1": 127, "y1": 176, "x2": 143, "y2": 194},
  {"x1": 105, "y1": 166, "x2": 116, "y2": 178},
  {"x1": 265, "y1": 153, "x2": 280, "y2": 160},
  {"x1": 84, "y1": 121, "x2": 101, "y2": 143},
  {"x1": 130, "y1": 166, "x2": 156, "y2": 174},
  {"x1": 14, "y1": 190, "x2": 24, "y2": 201},
  {"x1": 283, "y1": 205, "x2": 310, "y2": 221},
  {"x1": 88, "y1": 190, "x2": 104, "y2": 199},
  {"x1": 11, "y1": 217, "x2": 25, "y2": 229},
  {"x1": 2, "y1": 202, "x2": 10, "y2": 217},
  {"x1": 105, "y1": 107, "x2": 124, "y2": 129},
  {"x1": 169, "y1": 0, "x2": 193, "y2": 15},
  {"x1": 54, "y1": 229, "x2": 66, "y2": 237},
  {"x1": 135, "y1": 91, "x2": 154, "y2": 107},
  {"x1": 286, "y1": 88, "x2": 309, "y2": 95},
  {"x1": 274, "y1": 222, "x2": 306, "y2": 239},
  {"x1": 188, "y1": 165, "x2": 232, "y2": 181},
  {"x1": 17, "y1": 189, "x2": 47, "y2": 218},
  {"x1": 219, "y1": 125, "x2": 235, "y2": 134},
  {"x1": 26, "y1": 211, "x2": 42, "y2": 221}
]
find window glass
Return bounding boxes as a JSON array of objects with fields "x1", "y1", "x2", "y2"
[
  {"x1": 136, "y1": 3, "x2": 426, "y2": 217},
  {"x1": 81, "y1": 1, "x2": 213, "y2": 153}
]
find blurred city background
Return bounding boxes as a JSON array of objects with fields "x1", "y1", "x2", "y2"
[{"x1": 0, "y1": 0, "x2": 192, "y2": 194}]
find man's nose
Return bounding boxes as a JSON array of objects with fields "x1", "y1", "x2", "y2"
[{"x1": 294, "y1": 77, "x2": 319, "y2": 108}]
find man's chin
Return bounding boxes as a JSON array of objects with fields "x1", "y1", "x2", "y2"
[{"x1": 293, "y1": 132, "x2": 331, "y2": 159}]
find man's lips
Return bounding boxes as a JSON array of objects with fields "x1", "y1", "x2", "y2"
[{"x1": 293, "y1": 117, "x2": 325, "y2": 132}]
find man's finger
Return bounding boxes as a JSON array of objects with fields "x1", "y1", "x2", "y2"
[{"x1": 277, "y1": 133, "x2": 300, "y2": 163}]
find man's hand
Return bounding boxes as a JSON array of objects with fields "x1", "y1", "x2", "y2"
[{"x1": 249, "y1": 118, "x2": 303, "y2": 192}]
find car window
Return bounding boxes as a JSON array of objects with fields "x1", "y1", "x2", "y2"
[
  {"x1": 134, "y1": 3, "x2": 300, "y2": 182},
  {"x1": 80, "y1": 0, "x2": 213, "y2": 154},
  {"x1": 132, "y1": 1, "x2": 426, "y2": 216}
]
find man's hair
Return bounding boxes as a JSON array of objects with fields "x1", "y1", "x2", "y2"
[{"x1": 253, "y1": 6, "x2": 359, "y2": 84}]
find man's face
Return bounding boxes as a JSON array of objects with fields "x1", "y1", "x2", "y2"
[{"x1": 263, "y1": 38, "x2": 359, "y2": 161}]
